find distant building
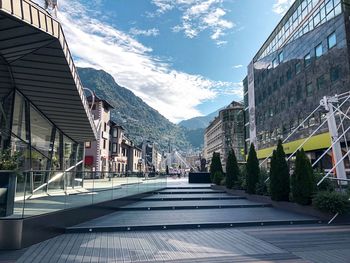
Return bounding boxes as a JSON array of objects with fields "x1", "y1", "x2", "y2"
[
  {"x1": 109, "y1": 122, "x2": 143, "y2": 173},
  {"x1": 140, "y1": 141, "x2": 161, "y2": 172},
  {"x1": 204, "y1": 101, "x2": 245, "y2": 171},
  {"x1": 84, "y1": 95, "x2": 114, "y2": 174}
]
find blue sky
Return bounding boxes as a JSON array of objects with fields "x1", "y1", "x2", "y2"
[{"x1": 49, "y1": 0, "x2": 294, "y2": 122}]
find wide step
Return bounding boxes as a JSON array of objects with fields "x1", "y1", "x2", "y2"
[{"x1": 66, "y1": 207, "x2": 322, "y2": 233}]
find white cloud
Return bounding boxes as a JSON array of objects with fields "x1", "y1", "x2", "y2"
[
  {"x1": 130, "y1": 27, "x2": 160, "y2": 37},
  {"x1": 233, "y1": 65, "x2": 243, "y2": 69},
  {"x1": 57, "y1": 0, "x2": 241, "y2": 123},
  {"x1": 152, "y1": 0, "x2": 234, "y2": 45},
  {"x1": 273, "y1": 0, "x2": 294, "y2": 15}
]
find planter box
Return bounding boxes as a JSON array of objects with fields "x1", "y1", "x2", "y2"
[
  {"x1": 0, "y1": 171, "x2": 16, "y2": 217},
  {"x1": 188, "y1": 173, "x2": 211, "y2": 184},
  {"x1": 212, "y1": 185, "x2": 334, "y2": 221}
]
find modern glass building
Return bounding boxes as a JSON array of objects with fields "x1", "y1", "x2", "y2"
[
  {"x1": 244, "y1": 0, "x2": 349, "y2": 164},
  {"x1": 0, "y1": 0, "x2": 96, "y2": 172}
]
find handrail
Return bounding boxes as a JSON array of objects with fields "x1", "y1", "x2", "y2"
[
  {"x1": 312, "y1": 125, "x2": 350, "y2": 168},
  {"x1": 317, "y1": 148, "x2": 350, "y2": 186}
]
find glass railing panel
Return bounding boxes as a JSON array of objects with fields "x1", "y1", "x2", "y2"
[
  {"x1": 111, "y1": 174, "x2": 126, "y2": 199},
  {"x1": 21, "y1": 171, "x2": 65, "y2": 217},
  {"x1": 1, "y1": 0, "x2": 12, "y2": 12},
  {"x1": 64, "y1": 171, "x2": 92, "y2": 210},
  {"x1": 12, "y1": 0, "x2": 22, "y2": 18},
  {"x1": 8, "y1": 170, "x2": 166, "y2": 219}
]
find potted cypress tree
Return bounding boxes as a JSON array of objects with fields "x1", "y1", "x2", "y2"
[{"x1": 0, "y1": 149, "x2": 19, "y2": 217}]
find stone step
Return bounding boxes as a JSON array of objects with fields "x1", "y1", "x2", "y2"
[
  {"x1": 137, "y1": 196, "x2": 246, "y2": 201},
  {"x1": 67, "y1": 207, "x2": 323, "y2": 234},
  {"x1": 116, "y1": 203, "x2": 273, "y2": 211},
  {"x1": 153, "y1": 191, "x2": 226, "y2": 195},
  {"x1": 66, "y1": 219, "x2": 323, "y2": 233}
]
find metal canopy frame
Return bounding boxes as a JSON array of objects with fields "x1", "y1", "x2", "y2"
[{"x1": 0, "y1": 0, "x2": 97, "y2": 142}]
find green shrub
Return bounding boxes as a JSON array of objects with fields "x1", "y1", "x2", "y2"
[
  {"x1": 313, "y1": 171, "x2": 336, "y2": 192},
  {"x1": 210, "y1": 152, "x2": 223, "y2": 182},
  {"x1": 220, "y1": 177, "x2": 226, "y2": 186},
  {"x1": 246, "y1": 143, "x2": 260, "y2": 194},
  {"x1": 269, "y1": 140, "x2": 290, "y2": 201},
  {"x1": 256, "y1": 168, "x2": 269, "y2": 196},
  {"x1": 213, "y1": 171, "x2": 224, "y2": 185},
  {"x1": 226, "y1": 150, "x2": 240, "y2": 189},
  {"x1": 313, "y1": 191, "x2": 350, "y2": 214},
  {"x1": 291, "y1": 149, "x2": 314, "y2": 205},
  {"x1": 238, "y1": 166, "x2": 246, "y2": 190},
  {"x1": 0, "y1": 149, "x2": 20, "y2": 170}
]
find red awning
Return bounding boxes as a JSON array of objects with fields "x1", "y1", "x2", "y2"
[{"x1": 84, "y1": 156, "x2": 94, "y2": 165}]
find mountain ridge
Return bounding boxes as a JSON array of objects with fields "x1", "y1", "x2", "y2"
[
  {"x1": 78, "y1": 67, "x2": 190, "y2": 151},
  {"x1": 179, "y1": 109, "x2": 221, "y2": 130}
]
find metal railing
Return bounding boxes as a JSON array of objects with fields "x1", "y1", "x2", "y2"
[{"x1": 6, "y1": 170, "x2": 167, "y2": 219}]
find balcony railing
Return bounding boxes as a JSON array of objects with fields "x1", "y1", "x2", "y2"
[
  {"x1": 0, "y1": 0, "x2": 97, "y2": 139},
  {"x1": 4, "y1": 170, "x2": 167, "y2": 219}
]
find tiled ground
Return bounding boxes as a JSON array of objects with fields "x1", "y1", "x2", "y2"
[{"x1": 10, "y1": 180, "x2": 350, "y2": 262}]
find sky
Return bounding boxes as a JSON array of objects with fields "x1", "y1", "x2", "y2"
[{"x1": 38, "y1": 0, "x2": 294, "y2": 123}]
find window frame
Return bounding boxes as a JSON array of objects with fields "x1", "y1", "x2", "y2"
[{"x1": 327, "y1": 32, "x2": 336, "y2": 50}]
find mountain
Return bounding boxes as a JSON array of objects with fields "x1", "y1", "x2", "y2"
[
  {"x1": 180, "y1": 109, "x2": 221, "y2": 149},
  {"x1": 78, "y1": 67, "x2": 190, "y2": 151},
  {"x1": 179, "y1": 110, "x2": 220, "y2": 130}
]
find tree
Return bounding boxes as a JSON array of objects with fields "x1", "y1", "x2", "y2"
[
  {"x1": 269, "y1": 140, "x2": 290, "y2": 201},
  {"x1": 246, "y1": 143, "x2": 260, "y2": 194},
  {"x1": 226, "y1": 150, "x2": 240, "y2": 189},
  {"x1": 210, "y1": 152, "x2": 223, "y2": 182},
  {"x1": 213, "y1": 171, "x2": 224, "y2": 185},
  {"x1": 291, "y1": 149, "x2": 314, "y2": 205}
]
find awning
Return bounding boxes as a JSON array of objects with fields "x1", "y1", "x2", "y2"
[{"x1": 0, "y1": 0, "x2": 97, "y2": 142}]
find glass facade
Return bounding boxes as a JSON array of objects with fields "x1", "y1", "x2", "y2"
[
  {"x1": 245, "y1": 0, "x2": 350, "y2": 152},
  {"x1": 257, "y1": 0, "x2": 342, "y2": 60},
  {"x1": 0, "y1": 90, "x2": 83, "y2": 172}
]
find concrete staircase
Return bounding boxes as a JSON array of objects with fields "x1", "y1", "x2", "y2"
[{"x1": 66, "y1": 185, "x2": 322, "y2": 233}]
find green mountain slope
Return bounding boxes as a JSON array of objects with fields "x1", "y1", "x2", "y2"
[
  {"x1": 180, "y1": 109, "x2": 220, "y2": 149},
  {"x1": 78, "y1": 67, "x2": 190, "y2": 151},
  {"x1": 179, "y1": 110, "x2": 220, "y2": 130}
]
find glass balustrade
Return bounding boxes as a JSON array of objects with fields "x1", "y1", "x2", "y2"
[{"x1": 3, "y1": 171, "x2": 167, "y2": 218}]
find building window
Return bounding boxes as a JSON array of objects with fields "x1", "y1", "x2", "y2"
[
  {"x1": 112, "y1": 143, "x2": 117, "y2": 153},
  {"x1": 317, "y1": 75, "x2": 326, "y2": 90},
  {"x1": 286, "y1": 68, "x2": 292, "y2": 80},
  {"x1": 306, "y1": 82, "x2": 313, "y2": 96},
  {"x1": 278, "y1": 51, "x2": 284, "y2": 63},
  {"x1": 272, "y1": 58, "x2": 278, "y2": 68},
  {"x1": 315, "y1": 43, "x2": 323, "y2": 58},
  {"x1": 295, "y1": 61, "x2": 302, "y2": 74},
  {"x1": 328, "y1": 32, "x2": 336, "y2": 49},
  {"x1": 104, "y1": 122, "x2": 107, "y2": 132},
  {"x1": 304, "y1": 53, "x2": 311, "y2": 67},
  {"x1": 330, "y1": 66, "x2": 340, "y2": 82},
  {"x1": 85, "y1": 141, "x2": 91, "y2": 148},
  {"x1": 113, "y1": 128, "x2": 118, "y2": 138},
  {"x1": 103, "y1": 139, "x2": 106, "y2": 149}
]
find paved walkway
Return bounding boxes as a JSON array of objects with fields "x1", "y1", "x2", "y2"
[{"x1": 9, "y1": 180, "x2": 350, "y2": 262}]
